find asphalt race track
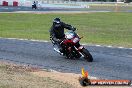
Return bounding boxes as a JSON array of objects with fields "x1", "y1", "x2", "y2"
[{"x1": 0, "y1": 38, "x2": 132, "y2": 80}]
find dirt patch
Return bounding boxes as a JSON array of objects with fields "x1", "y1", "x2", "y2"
[
  {"x1": 32, "y1": 71, "x2": 82, "y2": 88},
  {"x1": 0, "y1": 61, "x2": 131, "y2": 88},
  {"x1": 32, "y1": 71, "x2": 131, "y2": 88},
  {"x1": 0, "y1": 60, "x2": 73, "y2": 88},
  {"x1": 0, "y1": 61, "x2": 40, "y2": 72}
]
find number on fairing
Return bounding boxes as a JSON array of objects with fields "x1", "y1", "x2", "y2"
[{"x1": 73, "y1": 38, "x2": 79, "y2": 43}]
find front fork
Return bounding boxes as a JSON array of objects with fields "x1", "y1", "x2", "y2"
[{"x1": 74, "y1": 45, "x2": 85, "y2": 58}]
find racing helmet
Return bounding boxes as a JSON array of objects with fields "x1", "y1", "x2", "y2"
[{"x1": 53, "y1": 18, "x2": 61, "y2": 28}]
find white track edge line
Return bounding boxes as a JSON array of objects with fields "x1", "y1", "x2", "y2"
[{"x1": 0, "y1": 37, "x2": 132, "y2": 50}]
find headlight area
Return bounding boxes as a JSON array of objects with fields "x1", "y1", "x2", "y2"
[{"x1": 72, "y1": 38, "x2": 80, "y2": 43}]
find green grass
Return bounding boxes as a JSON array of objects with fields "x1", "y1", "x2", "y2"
[{"x1": 0, "y1": 13, "x2": 132, "y2": 47}]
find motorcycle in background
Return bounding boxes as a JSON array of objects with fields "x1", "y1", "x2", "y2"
[{"x1": 32, "y1": 1, "x2": 37, "y2": 9}]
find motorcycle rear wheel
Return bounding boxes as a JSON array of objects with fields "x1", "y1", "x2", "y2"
[{"x1": 82, "y1": 48, "x2": 93, "y2": 62}]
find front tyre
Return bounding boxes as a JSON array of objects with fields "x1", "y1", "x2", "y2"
[{"x1": 82, "y1": 48, "x2": 93, "y2": 62}]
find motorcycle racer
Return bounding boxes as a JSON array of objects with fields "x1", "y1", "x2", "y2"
[
  {"x1": 49, "y1": 18, "x2": 76, "y2": 52},
  {"x1": 49, "y1": 18, "x2": 93, "y2": 62}
]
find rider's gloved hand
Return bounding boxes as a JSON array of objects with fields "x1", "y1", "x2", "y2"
[{"x1": 72, "y1": 27, "x2": 76, "y2": 31}]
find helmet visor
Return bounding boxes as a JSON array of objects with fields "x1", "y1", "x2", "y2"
[{"x1": 53, "y1": 20, "x2": 60, "y2": 24}]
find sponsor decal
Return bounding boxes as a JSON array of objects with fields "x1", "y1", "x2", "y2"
[{"x1": 79, "y1": 68, "x2": 131, "y2": 86}]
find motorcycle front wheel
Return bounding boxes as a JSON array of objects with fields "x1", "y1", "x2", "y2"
[{"x1": 81, "y1": 48, "x2": 93, "y2": 62}]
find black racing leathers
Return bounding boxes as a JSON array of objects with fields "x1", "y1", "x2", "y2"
[{"x1": 49, "y1": 22, "x2": 74, "y2": 42}]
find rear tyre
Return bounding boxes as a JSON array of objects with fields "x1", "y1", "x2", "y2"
[{"x1": 82, "y1": 48, "x2": 93, "y2": 62}]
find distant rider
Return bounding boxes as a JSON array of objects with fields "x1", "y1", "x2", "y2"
[{"x1": 32, "y1": 1, "x2": 37, "y2": 9}]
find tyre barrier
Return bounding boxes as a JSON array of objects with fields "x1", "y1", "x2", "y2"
[
  {"x1": 2, "y1": 1, "x2": 18, "y2": 6},
  {"x1": 2, "y1": 1, "x2": 8, "y2": 6}
]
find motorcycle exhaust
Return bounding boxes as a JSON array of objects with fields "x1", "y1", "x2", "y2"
[{"x1": 53, "y1": 48, "x2": 63, "y2": 55}]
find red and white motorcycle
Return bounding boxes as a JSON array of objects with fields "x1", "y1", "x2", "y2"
[{"x1": 51, "y1": 30, "x2": 93, "y2": 62}]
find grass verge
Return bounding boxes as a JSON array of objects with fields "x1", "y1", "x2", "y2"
[{"x1": 0, "y1": 12, "x2": 132, "y2": 47}]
